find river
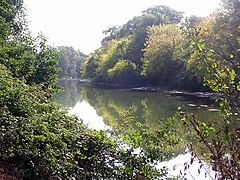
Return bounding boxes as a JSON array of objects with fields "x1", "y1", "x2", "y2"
[{"x1": 56, "y1": 79, "x2": 222, "y2": 179}]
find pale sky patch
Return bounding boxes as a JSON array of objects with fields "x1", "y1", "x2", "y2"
[{"x1": 24, "y1": 0, "x2": 221, "y2": 54}]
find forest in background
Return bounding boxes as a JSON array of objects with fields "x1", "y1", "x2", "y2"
[
  {"x1": 0, "y1": 0, "x2": 240, "y2": 179},
  {"x1": 0, "y1": 0, "x2": 185, "y2": 178},
  {"x1": 57, "y1": 46, "x2": 86, "y2": 79},
  {"x1": 81, "y1": 2, "x2": 239, "y2": 91}
]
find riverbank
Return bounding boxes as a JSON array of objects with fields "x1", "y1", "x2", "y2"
[
  {"x1": 59, "y1": 78, "x2": 222, "y2": 100},
  {"x1": 132, "y1": 87, "x2": 223, "y2": 100}
]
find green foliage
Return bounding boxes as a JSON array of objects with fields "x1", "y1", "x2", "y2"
[
  {"x1": 82, "y1": 36, "x2": 143, "y2": 85},
  {"x1": 107, "y1": 59, "x2": 137, "y2": 82},
  {"x1": 57, "y1": 46, "x2": 86, "y2": 78},
  {"x1": 84, "y1": 2, "x2": 237, "y2": 91},
  {"x1": 142, "y1": 24, "x2": 182, "y2": 81},
  {"x1": 102, "y1": 5, "x2": 183, "y2": 43},
  {"x1": 0, "y1": 33, "x2": 60, "y2": 94},
  {"x1": 0, "y1": 1, "x2": 183, "y2": 179},
  {"x1": 113, "y1": 111, "x2": 181, "y2": 162},
  {"x1": 83, "y1": 5, "x2": 184, "y2": 87},
  {"x1": 0, "y1": 0, "x2": 25, "y2": 36},
  {"x1": 2, "y1": 0, "x2": 240, "y2": 178},
  {"x1": 0, "y1": 64, "x2": 174, "y2": 179},
  {"x1": 0, "y1": 0, "x2": 59, "y2": 94},
  {"x1": 179, "y1": 3, "x2": 240, "y2": 177},
  {"x1": 97, "y1": 37, "x2": 130, "y2": 75},
  {"x1": 141, "y1": 24, "x2": 201, "y2": 89},
  {"x1": 142, "y1": 5, "x2": 183, "y2": 24},
  {"x1": 81, "y1": 53, "x2": 98, "y2": 79}
]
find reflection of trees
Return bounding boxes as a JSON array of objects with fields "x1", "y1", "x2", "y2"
[
  {"x1": 55, "y1": 80, "x2": 86, "y2": 108},
  {"x1": 80, "y1": 87, "x2": 222, "y2": 157},
  {"x1": 57, "y1": 80, "x2": 224, "y2": 158},
  {"x1": 80, "y1": 87, "x2": 137, "y2": 126},
  {"x1": 80, "y1": 85, "x2": 223, "y2": 128}
]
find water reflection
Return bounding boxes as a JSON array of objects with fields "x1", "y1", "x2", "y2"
[
  {"x1": 69, "y1": 101, "x2": 108, "y2": 130},
  {"x1": 56, "y1": 79, "x2": 222, "y2": 179},
  {"x1": 56, "y1": 79, "x2": 83, "y2": 108},
  {"x1": 159, "y1": 152, "x2": 215, "y2": 179},
  {"x1": 78, "y1": 86, "x2": 221, "y2": 128},
  {"x1": 56, "y1": 80, "x2": 220, "y2": 119},
  {"x1": 56, "y1": 79, "x2": 222, "y2": 143}
]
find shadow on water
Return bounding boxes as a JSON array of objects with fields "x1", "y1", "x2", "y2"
[
  {"x1": 56, "y1": 79, "x2": 222, "y2": 144},
  {"x1": 56, "y1": 79, "x2": 223, "y2": 179}
]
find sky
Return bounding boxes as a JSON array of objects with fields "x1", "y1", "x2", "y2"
[{"x1": 24, "y1": 0, "x2": 221, "y2": 55}]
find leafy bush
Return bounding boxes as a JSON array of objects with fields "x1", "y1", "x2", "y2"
[
  {"x1": 179, "y1": 11, "x2": 240, "y2": 178},
  {"x1": 1, "y1": 64, "x2": 173, "y2": 179}
]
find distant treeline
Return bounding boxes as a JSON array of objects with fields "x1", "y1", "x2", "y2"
[
  {"x1": 80, "y1": 3, "x2": 239, "y2": 91},
  {"x1": 57, "y1": 46, "x2": 86, "y2": 78}
]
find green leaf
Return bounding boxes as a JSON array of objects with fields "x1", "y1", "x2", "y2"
[
  {"x1": 237, "y1": 84, "x2": 240, "y2": 91},
  {"x1": 230, "y1": 69, "x2": 236, "y2": 81}
]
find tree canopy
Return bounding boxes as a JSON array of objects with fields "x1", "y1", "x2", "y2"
[
  {"x1": 82, "y1": 5, "x2": 185, "y2": 87},
  {"x1": 82, "y1": 2, "x2": 240, "y2": 92},
  {"x1": 1, "y1": 0, "x2": 240, "y2": 179},
  {"x1": 57, "y1": 46, "x2": 86, "y2": 78},
  {"x1": 0, "y1": 1, "x2": 181, "y2": 179}
]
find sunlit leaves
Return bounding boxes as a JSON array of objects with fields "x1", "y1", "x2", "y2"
[
  {"x1": 57, "y1": 46, "x2": 85, "y2": 78},
  {"x1": 181, "y1": 2, "x2": 240, "y2": 177},
  {"x1": 0, "y1": 1, "x2": 186, "y2": 179},
  {"x1": 82, "y1": 35, "x2": 142, "y2": 84},
  {"x1": 1, "y1": 67, "x2": 166, "y2": 178},
  {"x1": 84, "y1": 5, "x2": 185, "y2": 87},
  {"x1": 142, "y1": 24, "x2": 183, "y2": 80}
]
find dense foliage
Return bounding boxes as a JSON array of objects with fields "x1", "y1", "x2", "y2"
[
  {"x1": 81, "y1": 6, "x2": 201, "y2": 90},
  {"x1": 1, "y1": 0, "x2": 240, "y2": 179},
  {"x1": 0, "y1": 0, "x2": 180, "y2": 179},
  {"x1": 1, "y1": 66, "x2": 176, "y2": 178},
  {"x1": 142, "y1": 24, "x2": 194, "y2": 88},
  {"x1": 81, "y1": 2, "x2": 239, "y2": 92},
  {"x1": 57, "y1": 46, "x2": 86, "y2": 78},
  {"x1": 178, "y1": 0, "x2": 240, "y2": 179},
  {"x1": 81, "y1": 0, "x2": 240, "y2": 179},
  {"x1": 81, "y1": 6, "x2": 186, "y2": 88}
]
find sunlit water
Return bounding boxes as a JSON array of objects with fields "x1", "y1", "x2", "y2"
[
  {"x1": 56, "y1": 79, "x2": 221, "y2": 179},
  {"x1": 68, "y1": 101, "x2": 108, "y2": 130}
]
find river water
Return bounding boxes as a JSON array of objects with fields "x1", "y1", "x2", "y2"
[{"x1": 56, "y1": 79, "x2": 221, "y2": 179}]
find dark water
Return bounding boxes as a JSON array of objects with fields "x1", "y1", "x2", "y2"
[
  {"x1": 56, "y1": 79, "x2": 222, "y2": 179},
  {"x1": 56, "y1": 79, "x2": 221, "y2": 128}
]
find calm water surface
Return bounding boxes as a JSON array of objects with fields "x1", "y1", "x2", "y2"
[{"x1": 56, "y1": 79, "x2": 221, "y2": 179}]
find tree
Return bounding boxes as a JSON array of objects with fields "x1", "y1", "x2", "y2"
[
  {"x1": 196, "y1": 0, "x2": 240, "y2": 60},
  {"x1": 0, "y1": 1, "x2": 178, "y2": 179},
  {"x1": 107, "y1": 59, "x2": 138, "y2": 83},
  {"x1": 84, "y1": 5, "x2": 184, "y2": 87},
  {"x1": 0, "y1": 0, "x2": 25, "y2": 37},
  {"x1": 0, "y1": 1, "x2": 60, "y2": 94},
  {"x1": 57, "y1": 46, "x2": 86, "y2": 78},
  {"x1": 81, "y1": 53, "x2": 99, "y2": 79},
  {"x1": 179, "y1": 0, "x2": 240, "y2": 91},
  {"x1": 102, "y1": 5, "x2": 183, "y2": 42},
  {"x1": 142, "y1": 5, "x2": 183, "y2": 24},
  {"x1": 82, "y1": 36, "x2": 142, "y2": 85},
  {"x1": 220, "y1": 0, "x2": 240, "y2": 29},
  {"x1": 179, "y1": 2, "x2": 240, "y2": 177},
  {"x1": 185, "y1": 15, "x2": 203, "y2": 27},
  {"x1": 0, "y1": 33, "x2": 60, "y2": 94},
  {"x1": 142, "y1": 24, "x2": 197, "y2": 88},
  {"x1": 142, "y1": 24, "x2": 182, "y2": 76}
]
